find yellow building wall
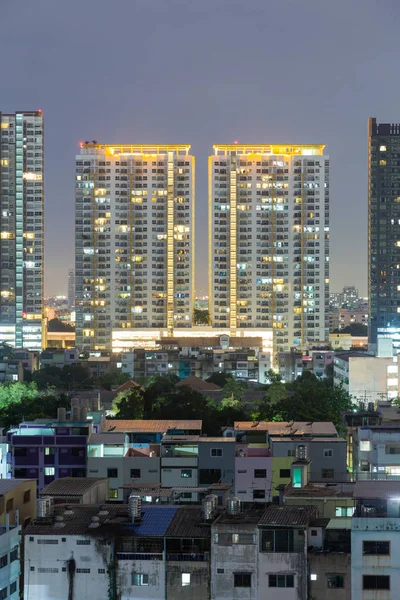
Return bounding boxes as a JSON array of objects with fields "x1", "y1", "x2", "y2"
[
  {"x1": 0, "y1": 480, "x2": 37, "y2": 527},
  {"x1": 271, "y1": 457, "x2": 295, "y2": 498},
  {"x1": 284, "y1": 496, "x2": 355, "y2": 519}
]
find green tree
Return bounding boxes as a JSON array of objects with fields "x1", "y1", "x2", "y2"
[
  {"x1": 48, "y1": 318, "x2": 75, "y2": 332},
  {"x1": 0, "y1": 381, "x2": 39, "y2": 408},
  {"x1": 97, "y1": 369, "x2": 131, "y2": 391},
  {"x1": 206, "y1": 372, "x2": 232, "y2": 388},
  {"x1": 0, "y1": 343, "x2": 14, "y2": 361},
  {"x1": 0, "y1": 391, "x2": 69, "y2": 431},
  {"x1": 32, "y1": 366, "x2": 64, "y2": 389},
  {"x1": 193, "y1": 309, "x2": 210, "y2": 325},
  {"x1": 111, "y1": 387, "x2": 145, "y2": 419},
  {"x1": 332, "y1": 323, "x2": 367, "y2": 336}
]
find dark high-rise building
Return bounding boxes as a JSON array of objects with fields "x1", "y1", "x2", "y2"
[{"x1": 368, "y1": 118, "x2": 400, "y2": 344}]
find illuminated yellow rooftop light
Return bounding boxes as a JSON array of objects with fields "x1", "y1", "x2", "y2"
[
  {"x1": 213, "y1": 144, "x2": 325, "y2": 156},
  {"x1": 81, "y1": 143, "x2": 191, "y2": 156}
]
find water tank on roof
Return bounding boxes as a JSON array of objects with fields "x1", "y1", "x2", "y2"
[
  {"x1": 57, "y1": 407, "x2": 66, "y2": 422},
  {"x1": 71, "y1": 397, "x2": 79, "y2": 408},
  {"x1": 128, "y1": 494, "x2": 142, "y2": 522},
  {"x1": 226, "y1": 497, "x2": 241, "y2": 516},
  {"x1": 80, "y1": 408, "x2": 88, "y2": 422},
  {"x1": 71, "y1": 406, "x2": 80, "y2": 422},
  {"x1": 37, "y1": 496, "x2": 54, "y2": 519},
  {"x1": 91, "y1": 397, "x2": 100, "y2": 411},
  {"x1": 296, "y1": 445, "x2": 307, "y2": 460},
  {"x1": 202, "y1": 495, "x2": 215, "y2": 522}
]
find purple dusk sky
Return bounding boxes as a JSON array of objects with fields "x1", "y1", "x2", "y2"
[{"x1": 2, "y1": 0, "x2": 399, "y2": 297}]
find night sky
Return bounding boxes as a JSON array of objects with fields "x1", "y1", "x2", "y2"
[{"x1": 2, "y1": 0, "x2": 398, "y2": 297}]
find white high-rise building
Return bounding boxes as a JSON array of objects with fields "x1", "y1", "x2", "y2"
[
  {"x1": 67, "y1": 269, "x2": 75, "y2": 309},
  {"x1": 209, "y1": 144, "x2": 329, "y2": 353},
  {"x1": 75, "y1": 143, "x2": 195, "y2": 351},
  {"x1": 0, "y1": 110, "x2": 44, "y2": 350}
]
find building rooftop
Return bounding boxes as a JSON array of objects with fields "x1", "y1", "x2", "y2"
[
  {"x1": 176, "y1": 376, "x2": 222, "y2": 392},
  {"x1": 258, "y1": 505, "x2": 316, "y2": 527},
  {"x1": 88, "y1": 433, "x2": 126, "y2": 445},
  {"x1": 165, "y1": 506, "x2": 212, "y2": 538},
  {"x1": 115, "y1": 380, "x2": 144, "y2": 392},
  {"x1": 285, "y1": 482, "x2": 355, "y2": 498},
  {"x1": 269, "y1": 436, "x2": 345, "y2": 443},
  {"x1": 104, "y1": 419, "x2": 202, "y2": 433},
  {"x1": 40, "y1": 478, "x2": 108, "y2": 497},
  {"x1": 354, "y1": 480, "x2": 400, "y2": 499},
  {"x1": 334, "y1": 351, "x2": 374, "y2": 362},
  {"x1": 234, "y1": 421, "x2": 337, "y2": 436},
  {"x1": 0, "y1": 479, "x2": 35, "y2": 496},
  {"x1": 25, "y1": 504, "x2": 127, "y2": 536},
  {"x1": 162, "y1": 435, "x2": 234, "y2": 443}
]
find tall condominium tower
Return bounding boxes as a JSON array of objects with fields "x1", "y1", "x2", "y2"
[
  {"x1": 67, "y1": 269, "x2": 75, "y2": 309},
  {"x1": 0, "y1": 111, "x2": 44, "y2": 350},
  {"x1": 75, "y1": 143, "x2": 195, "y2": 351},
  {"x1": 209, "y1": 144, "x2": 329, "y2": 353},
  {"x1": 368, "y1": 118, "x2": 400, "y2": 344}
]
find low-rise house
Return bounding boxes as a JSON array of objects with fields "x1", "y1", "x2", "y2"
[
  {"x1": 0, "y1": 479, "x2": 36, "y2": 528},
  {"x1": 353, "y1": 425, "x2": 400, "y2": 479},
  {"x1": 39, "y1": 477, "x2": 108, "y2": 505}
]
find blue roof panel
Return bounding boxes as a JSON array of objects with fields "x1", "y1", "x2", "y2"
[{"x1": 124, "y1": 506, "x2": 179, "y2": 537}]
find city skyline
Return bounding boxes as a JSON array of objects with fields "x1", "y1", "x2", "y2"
[{"x1": 4, "y1": 0, "x2": 398, "y2": 298}]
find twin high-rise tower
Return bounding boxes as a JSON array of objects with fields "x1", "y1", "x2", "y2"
[
  {"x1": 0, "y1": 111, "x2": 44, "y2": 350},
  {"x1": 75, "y1": 142, "x2": 330, "y2": 354}
]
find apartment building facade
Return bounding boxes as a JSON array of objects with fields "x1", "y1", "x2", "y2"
[
  {"x1": 209, "y1": 144, "x2": 329, "y2": 353},
  {"x1": 75, "y1": 143, "x2": 195, "y2": 351},
  {"x1": 0, "y1": 111, "x2": 44, "y2": 350}
]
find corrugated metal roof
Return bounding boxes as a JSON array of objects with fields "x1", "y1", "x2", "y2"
[
  {"x1": 0, "y1": 479, "x2": 35, "y2": 496},
  {"x1": 166, "y1": 506, "x2": 211, "y2": 538},
  {"x1": 354, "y1": 480, "x2": 400, "y2": 499},
  {"x1": 258, "y1": 505, "x2": 316, "y2": 527},
  {"x1": 127, "y1": 506, "x2": 179, "y2": 536},
  {"x1": 234, "y1": 421, "x2": 337, "y2": 436},
  {"x1": 40, "y1": 477, "x2": 107, "y2": 497},
  {"x1": 326, "y1": 518, "x2": 352, "y2": 530},
  {"x1": 105, "y1": 419, "x2": 202, "y2": 433}
]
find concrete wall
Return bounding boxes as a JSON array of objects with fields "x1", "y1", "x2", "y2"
[
  {"x1": 309, "y1": 553, "x2": 351, "y2": 600},
  {"x1": 166, "y1": 561, "x2": 209, "y2": 600},
  {"x1": 24, "y1": 534, "x2": 111, "y2": 600},
  {"x1": 351, "y1": 518, "x2": 400, "y2": 600},
  {"x1": 198, "y1": 442, "x2": 236, "y2": 487},
  {"x1": 258, "y1": 551, "x2": 308, "y2": 600},
  {"x1": 118, "y1": 557, "x2": 165, "y2": 600},
  {"x1": 285, "y1": 497, "x2": 354, "y2": 519},
  {"x1": 0, "y1": 526, "x2": 20, "y2": 600},
  {"x1": 235, "y1": 457, "x2": 273, "y2": 503},
  {"x1": 161, "y1": 457, "x2": 198, "y2": 487},
  {"x1": 270, "y1": 441, "x2": 347, "y2": 482},
  {"x1": 211, "y1": 523, "x2": 258, "y2": 599},
  {"x1": 349, "y1": 357, "x2": 393, "y2": 404}
]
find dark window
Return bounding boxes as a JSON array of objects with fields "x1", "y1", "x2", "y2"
[
  {"x1": 253, "y1": 489, "x2": 266, "y2": 499},
  {"x1": 234, "y1": 573, "x2": 252, "y2": 588},
  {"x1": 14, "y1": 448, "x2": 27, "y2": 457},
  {"x1": 6, "y1": 499, "x2": 13, "y2": 513},
  {"x1": 211, "y1": 448, "x2": 222, "y2": 457},
  {"x1": 199, "y1": 469, "x2": 221, "y2": 484},
  {"x1": 254, "y1": 469, "x2": 267, "y2": 478},
  {"x1": 280, "y1": 469, "x2": 290, "y2": 478},
  {"x1": 23, "y1": 490, "x2": 31, "y2": 504},
  {"x1": 311, "y1": 530, "x2": 318, "y2": 537},
  {"x1": 322, "y1": 469, "x2": 334, "y2": 478},
  {"x1": 363, "y1": 575, "x2": 390, "y2": 590},
  {"x1": 217, "y1": 568, "x2": 224, "y2": 574},
  {"x1": 0, "y1": 554, "x2": 8, "y2": 569},
  {"x1": 10, "y1": 547, "x2": 18, "y2": 563},
  {"x1": 98, "y1": 568, "x2": 106, "y2": 574},
  {"x1": 0, "y1": 587, "x2": 7, "y2": 600},
  {"x1": 363, "y1": 541, "x2": 390, "y2": 555},
  {"x1": 71, "y1": 448, "x2": 84, "y2": 457},
  {"x1": 107, "y1": 468, "x2": 118, "y2": 479},
  {"x1": 327, "y1": 574, "x2": 344, "y2": 589},
  {"x1": 10, "y1": 581, "x2": 17, "y2": 594},
  {"x1": 30, "y1": 566, "x2": 35, "y2": 572},
  {"x1": 130, "y1": 469, "x2": 141, "y2": 478},
  {"x1": 269, "y1": 574, "x2": 294, "y2": 587}
]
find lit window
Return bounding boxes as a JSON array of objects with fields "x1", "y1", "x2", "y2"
[
  {"x1": 132, "y1": 573, "x2": 149, "y2": 586},
  {"x1": 310, "y1": 574, "x2": 317, "y2": 581},
  {"x1": 108, "y1": 489, "x2": 118, "y2": 499},
  {"x1": 380, "y1": 145, "x2": 387, "y2": 151},
  {"x1": 44, "y1": 468, "x2": 55, "y2": 476},
  {"x1": 380, "y1": 160, "x2": 387, "y2": 166},
  {"x1": 182, "y1": 573, "x2": 191, "y2": 586},
  {"x1": 360, "y1": 441, "x2": 371, "y2": 452}
]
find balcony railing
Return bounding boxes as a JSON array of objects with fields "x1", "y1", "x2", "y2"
[
  {"x1": 116, "y1": 552, "x2": 163, "y2": 561},
  {"x1": 167, "y1": 553, "x2": 209, "y2": 562}
]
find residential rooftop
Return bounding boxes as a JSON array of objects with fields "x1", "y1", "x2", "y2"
[
  {"x1": 258, "y1": 505, "x2": 316, "y2": 527},
  {"x1": 176, "y1": 375, "x2": 222, "y2": 391},
  {"x1": 234, "y1": 421, "x2": 338, "y2": 436},
  {"x1": 0, "y1": 479, "x2": 35, "y2": 496},
  {"x1": 40, "y1": 477, "x2": 108, "y2": 497},
  {"x1": 104, "y1": 419, "x2": 202, "y2": 433},
  {"x1": 285, "y1": 482, "x2": 355, "y2": 498}
]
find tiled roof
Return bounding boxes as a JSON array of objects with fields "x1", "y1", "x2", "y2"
[
  {"x1": 176, "y1": 376, "x2": 222, "y2": 391},
  {"x1": 234, "y1": 421, "x2": 337, "y2": 436},
  {"x1": 24, "y1": 505, "x2": 126, "y2": 536},
  {"x1": 354, "y1": 480, "x2": 400, "y2": 499},
  {"x1": 116, "y1": 380, "x2": 144, "y2": 392},
  {"x1": 258, "y1": 505, "x2": 316, "y2": 527},
  {"x1": 40, "y1": 478, "x2": 107, "y2": 497},
  {"x1": 0, "y1": 479, "x2": 35, "y2": 496},
  {"x1": 104, "y1": 419, "x2": 202, "y2": 433},
  {"x1": 166, "y1": 506, "x2": 211, "y2": 538},
  {"x1": 270, "y1": 436, "x2": 345, "y2": 443}
]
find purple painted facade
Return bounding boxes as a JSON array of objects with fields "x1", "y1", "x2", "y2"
[
  {"x1": 7, "y1": 421, "x2": 93, "y2": 492},
  {"x1": 235, "y1": 444, "x2": 273, "y2": 503}
]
